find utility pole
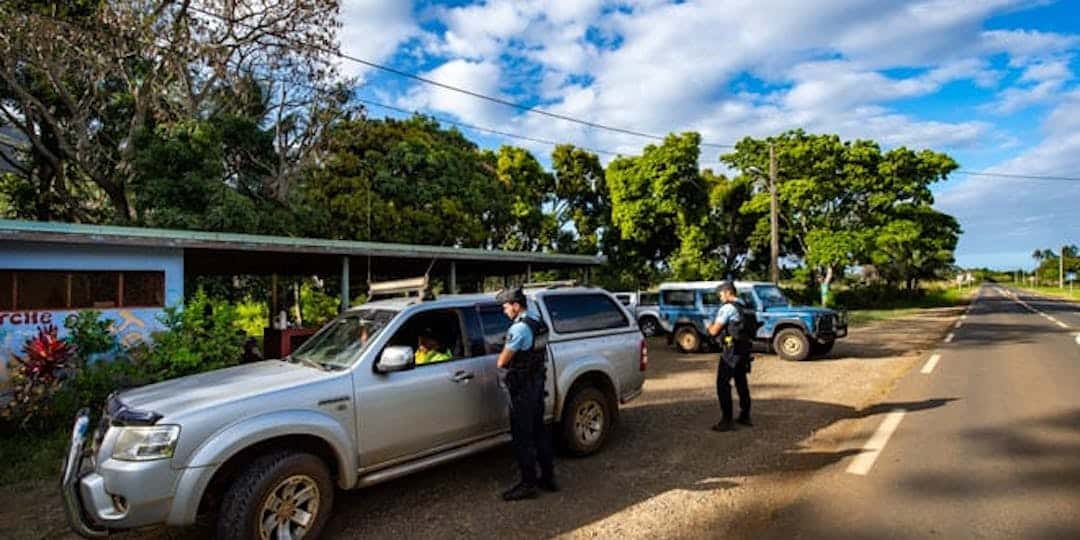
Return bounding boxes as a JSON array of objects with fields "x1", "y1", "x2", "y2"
[
  {"x1": 769, "y1": 143, "x2": 780, "y2": 284},
  {"x1": 1061, "y1": 244, "x2": 1066, "y2": 289}
]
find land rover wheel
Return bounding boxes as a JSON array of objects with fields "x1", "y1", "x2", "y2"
[
  {"x1": 773, "y1": 328, "x2": 811, "y2": 361},
  {"x1": 218, "y1": 451, "x2": 334, "y2": 540},
  {"x1": 560, "y1": 386, "x2": 612, "y2": 456},
  {"x1": 639, "y1": 316, "x2": 660, "y2": 337},
  {"x1": 674, "y1": 326, "x2": 701, "y2": 353}
]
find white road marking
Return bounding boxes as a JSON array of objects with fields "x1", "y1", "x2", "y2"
[
  {"x1": 955, "y1": 321, "x2": 963, "y2": 329},
  {"x1": 847, "y1": 410, "x2": 907, "y2": 476},
  {"x1": 1075, "y1": 334, "x2": 1080, "y2": 346},
  {"x1": 961, "y1": 314, "x2": 968, "y2": 320},
  {"x1": 1055, "y1": 320, "x2": 1069, "y2": 329},
  {"x1": 921, "y1": 354, "x2": 941, "y2": 374},
  {"x1": 945, "y1": 332, "x2": 955, "y2": 343}
]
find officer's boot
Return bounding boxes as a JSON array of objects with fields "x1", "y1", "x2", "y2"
[{"x1": 502, "y1": 482, "x2": 539, "y2": 501}]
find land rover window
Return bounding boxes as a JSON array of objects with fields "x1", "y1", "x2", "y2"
[
  {"x1": 661, "y1": 289, "x2": 695, "y2": 307},
  {"x1": 545, "y1": 293, "x2": 629, "y2": 334}
]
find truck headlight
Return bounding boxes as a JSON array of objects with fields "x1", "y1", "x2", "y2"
[{"x1": 111, "y1": 425, "x2": 180, "y2": 461}]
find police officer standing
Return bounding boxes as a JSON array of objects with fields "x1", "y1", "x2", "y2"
[
  {"x1": 706, "y1": 281, "x2": 753, "y2": 432},
  {"x1": 495, "y1": 286, "x2": 558, "y2": 501}
]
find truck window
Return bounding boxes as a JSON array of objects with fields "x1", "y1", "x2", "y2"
[
  {"x1": 478, "y1": 304, "x2": 512, "y2": 354},
  {"x1": 615, "y1": 294, "x2": 632, "y2": 306},
  {"x1": 384, "y1": 309, "x2": 467, "y2": 365},
  {"x1": 701, "y1": 291, "x2": 721, "y2": 306},
  {"x1": 661, "y1": 290, "x2": 695, "y2": 307},
  {"x1": 639, "y1": 292, "x2": 659, "y2": 305},
  {"x1": 545, "y1": 293, "x2": 629, "y2": 334},
  {"x1": 753, "y1": 285, "x2": 790, "y2": 308}
]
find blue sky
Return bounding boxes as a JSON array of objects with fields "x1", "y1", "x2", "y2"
[{"x1": 338, "y1": 0, "x2": 1080, "y2": 269}]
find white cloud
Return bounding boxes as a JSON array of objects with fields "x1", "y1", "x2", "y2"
[
  {"x1": 399, "y1": 59, "x2": 509, "y2": 126},
  {"x1": 936, "y1": 90, "x2": 1080, "y2": 264},
  {"x1": 338, "y1": 0, "x2": 419, "y2": 79}
]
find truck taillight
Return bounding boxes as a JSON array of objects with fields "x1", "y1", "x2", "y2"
[{"x1": 639, "y1": 339, "x2": 648, "y2": 371}]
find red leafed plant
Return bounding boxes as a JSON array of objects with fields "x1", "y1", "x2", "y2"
[
  {"x1": 2, "y1": 325, "x2": 77, "y2": 430},
  {"x1": 13, "y1": 325, "x2": 75, "y2": 383}
]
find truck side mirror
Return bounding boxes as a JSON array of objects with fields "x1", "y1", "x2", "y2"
[{"x1": 376, "y1": 346, "x2": 415, "y2": 373}]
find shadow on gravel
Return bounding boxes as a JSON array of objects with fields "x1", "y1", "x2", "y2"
[{"x1": 314, "y1": 397, "x2": 957, "y2": 538}]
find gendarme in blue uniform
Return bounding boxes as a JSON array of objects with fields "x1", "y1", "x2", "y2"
[{"x1": 505, "y1": 314, "x2": 534, "y2": 354}]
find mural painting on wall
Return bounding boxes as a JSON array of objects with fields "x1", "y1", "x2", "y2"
[{"x1": 0, "y1": 308, "x2": 164, "y2": 390}]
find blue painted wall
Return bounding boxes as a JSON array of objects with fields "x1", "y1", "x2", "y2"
[{"x1": 0, "y1": 242, "x2": 184, "y2": 388}]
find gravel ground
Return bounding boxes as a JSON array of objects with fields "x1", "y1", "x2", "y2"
[{"x1": 0, "y1": 306, "x2": 963, "y2": 540}]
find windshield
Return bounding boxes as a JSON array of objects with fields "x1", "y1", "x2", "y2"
[
  {"x1": 290, "y1": 309, "x2": 396, "y2": 369},
  {"x1": 753, "y1": 285, "x2": 790, "y2": 308}
]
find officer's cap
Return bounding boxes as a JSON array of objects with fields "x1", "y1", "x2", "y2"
[
  {"x1": 496, "y1": 286, "x2": 527, "y2": 306},
  {"x1": 716, "y1": 281, "x2": 737, "y2": 295}
]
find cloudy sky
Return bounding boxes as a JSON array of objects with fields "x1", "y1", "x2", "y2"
[{"x1": 338, "y1": 0, "x2": 1080, "y2": 269}]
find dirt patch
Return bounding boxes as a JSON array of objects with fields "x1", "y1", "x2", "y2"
[{"x1": 0, "y1": 306, "x2": 962, "y2": 540}]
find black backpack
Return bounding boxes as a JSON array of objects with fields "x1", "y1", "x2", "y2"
[{"x1": 722, "y1": 302, "x2": 760, "y2": 357}]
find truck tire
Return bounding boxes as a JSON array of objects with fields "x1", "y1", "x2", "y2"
[
  {"x1": 559, "y1": 386, "x2": 612, "y2": 456},
  {"x1": 217, "y1": 451, "x2": 334, "y2": 540},
  {"x1": 674, "y1": 326, "x2": 702, "y2": 353},
  {"x1": 811, "y1": 339, "x2": 835, "y2": 357},
  {"x1": 773, "y1": 328, "x2": 811, "y2": 361},
  {"x1": 638, "y1": 316, "x2": 661, "y2": 337}
]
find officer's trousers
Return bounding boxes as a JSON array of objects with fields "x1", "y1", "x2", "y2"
[
  {"x1": 717, "y1": 359, "x2": 751, "y2": 421},
  {"x1": 508, "y1": 375, "x2": 554, "y2": 486}
]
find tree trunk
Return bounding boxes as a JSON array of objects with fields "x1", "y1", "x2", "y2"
[{"x1": 822, "y1": 266, "x2": 834, "y2": 307}]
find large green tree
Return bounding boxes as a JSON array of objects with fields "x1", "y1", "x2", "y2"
[
  {"x1": 0, "y1": 0, "x2": 344, "y2": 222},
  {"x1": 723, "y1": 130, "x2": 959, "y2": 302},
  {"x1": 607, "y1": 132, "x2": 718, "y2": 283},
  {"x1": 303, "y1": 115, "x2": 516, "y2": 248}
]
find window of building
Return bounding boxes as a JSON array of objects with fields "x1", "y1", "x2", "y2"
[
  {"x1": 0, "y1": 271, "x2": 12, "y2": 311},
  {"x1": 3, "y1": 270, "x2": 166, "y2": 311},
  {"x1": 15, "y1": 271, "x2": 68, "y2": 310},
  {"x1": 71, "y1": 272, "x2": 119, "y2": 309},
  {"x1": 123, "y1": 272, "x2": 165, "y2": 307}
]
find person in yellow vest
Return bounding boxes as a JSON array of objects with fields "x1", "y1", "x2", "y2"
[{"x1": 415, "y1": 328, "x2": 452, "y2": 365}]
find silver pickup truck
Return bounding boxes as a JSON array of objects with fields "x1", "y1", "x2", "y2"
[{"x1": 61, "y1": 287, "x2": 646, "y2": 539}]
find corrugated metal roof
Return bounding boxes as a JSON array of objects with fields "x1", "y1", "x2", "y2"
[{"x1": 0, "y1": 219, "x2": 605, "y2": 266}]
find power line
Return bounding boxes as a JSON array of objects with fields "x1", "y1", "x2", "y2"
[
  {"x1": 355, "y1": 97, "x2": 627, "y2": 157},
  {"x1": 187, "y1": 5, "x2": 734, "y2": 149},
  {"x1": 956, "y1": 170, "x2": 1080, "y2": 183}
]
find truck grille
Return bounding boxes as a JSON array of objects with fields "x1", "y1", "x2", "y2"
[{"x1": 818, "y1": 315, "x2": 835, "y2": 333}]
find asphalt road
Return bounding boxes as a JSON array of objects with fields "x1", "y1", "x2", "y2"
[{"x1": 760, "y1": 286, "x2": 1080, "y2": 539}]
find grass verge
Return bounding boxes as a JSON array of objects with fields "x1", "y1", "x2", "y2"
[
  {"x1": 1016, "y1": 285, "x2": 1080, "y2": 302},
  {"x1": 846, "y1": 286, "x2": 972, "y2": 326},
  {"x1": 0, "y1": 428, "x2": 69, "y2": 487}
]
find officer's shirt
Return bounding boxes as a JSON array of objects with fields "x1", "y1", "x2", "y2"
[
  {"x1": 505, "y1": 314, "x2": 534, "y2": 352},
  {"x1": 713, "y1": 301, "x2": 742, "y2": 328}
]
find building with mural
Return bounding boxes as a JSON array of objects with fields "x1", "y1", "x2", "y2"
[{"x1": 0, "y1": 219, "x2": 603, "y2": 390}]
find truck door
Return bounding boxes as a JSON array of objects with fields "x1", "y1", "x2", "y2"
[{"x1": 356, "y1": 308, "x2": 496, "y2": 466}]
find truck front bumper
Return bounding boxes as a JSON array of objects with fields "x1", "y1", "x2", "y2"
[{"x1": 62, "y1": 409, "x2": 181, "y2": 538}]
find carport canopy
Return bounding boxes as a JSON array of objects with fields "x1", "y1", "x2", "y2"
[{"x1": 0, "y1": 219, "x2": 605, "y2": 308}]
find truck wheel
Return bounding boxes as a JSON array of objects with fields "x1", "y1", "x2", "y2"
[
  {"x1": 773, "y1": 329, "x2": 811, "y2": 361},
  {"x1": 674, "y1": 326, "x2": 701, "y2": 353},
  {"x1": 638, "y1": 316, "x2": 660, "y2": 337},
  {"x1": 217, "y1": 451, "x2": 334, "y2": 540},
  {"x1": 560, "y1": 386, "x2": 612, "y2": 456},
  {"x1": 811, "y1": 339, "x2": 835, "y2": 356}
]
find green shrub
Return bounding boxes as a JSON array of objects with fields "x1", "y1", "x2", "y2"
[
  {"x1": 145, "y1": 288, "x2": 245, "y2": 380},
  {"x1": 65, "y1": 310, "x2": 117, "y2": 366},
  {"x1": 236, "y1": 299, "x2": 268, "y2": 337}
]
